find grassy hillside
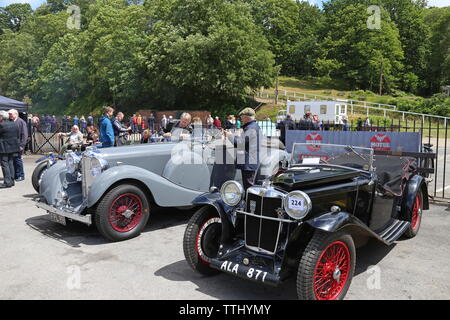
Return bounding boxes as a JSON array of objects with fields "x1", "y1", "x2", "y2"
[
  {"x1": 257, "y1": 76, "x2": 449, "y2": 121},
  {"x1": 273, "y1": 76, "x2": 420, "y2": 104}
]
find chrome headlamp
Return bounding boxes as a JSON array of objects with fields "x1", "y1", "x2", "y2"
[
  {"x1": 283, "y1": 190, "x2": 312, "y2": 220},
  {"x1": 65, "y1": 151, "x2": 81, "y2": 174},
  {"x1": 220, "y1": 181, "x2": 244, "y2": 206},
  {"x1": 84, "y1": 150, "x2": 108, "y2": 177}
]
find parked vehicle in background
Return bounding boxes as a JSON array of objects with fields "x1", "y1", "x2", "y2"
[
  {"x1": 31, "y1": 153, "x2": 64, "y2": 193},
  {"x1": 183, "y1": 143, "x2": 430, "y2": 300},
  {"x1": 276, "y1": 100, "x2": 348, "y2": 124}
]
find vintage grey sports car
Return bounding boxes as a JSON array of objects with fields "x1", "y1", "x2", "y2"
[
  {"x1": 34, "y1": 138, "x2": 287, "y2": 241},
  {"x1": 183, "y1": 143, "x2": 432, "y2": 300}
]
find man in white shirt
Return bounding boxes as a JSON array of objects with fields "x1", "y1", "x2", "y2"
[{"x1": 59, "y1": 125, "x2": 83, "y2": 154}]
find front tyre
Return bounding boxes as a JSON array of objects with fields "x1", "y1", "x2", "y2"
[
  {"x1": 403, "y1": 190, "x2": 423, "y2": 239},
  {"x1": 32, "y1": 161, "x2": 49, "y2": 193},
  {"x1": 297, "y1": 230, "x2": 356, "y2": 300},
  {"x1": 183, "y1": 206, "x2": 221, "y2": 276},
  {"x1": 95, "y1": 184, "x2": 150, "y2": 242}
]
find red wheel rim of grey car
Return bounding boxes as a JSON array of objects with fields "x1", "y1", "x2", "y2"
[
  {"x1": 108, "y1": 193, "x2": 143, "y2": 233},
  {"x1": 313, "y1": 241, "x2": 351, "y2": 300},
  {"x1": 411, "y1": 193, "x2": 422, "y2": 231}
]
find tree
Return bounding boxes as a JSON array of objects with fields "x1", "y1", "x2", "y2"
[
  {"x1": 0, "y1": 32, "x2": 40, "y2": 100},
  {"x1": 35, "y1": 33, "x2": 85, "y2": 113},
  {"x1": 317, "y1": 2, "x2": 404, "y2": 93},
  {"x1": 83, "y1": 0, "x2": 149, "y2": 108},
  {"x1": 0, "y1": 3, "x2": 32, "y2": 33},
  {"x1": 243, "y1": 0, "x2": 323, "y2": 76},
  {"x1": 424, "y1": 6, "x2": 450, "y2": 94},
  {"x1": 144, "y1": 0, "x2": 275, "y2": 108},
  {"x1": 381, "y1": 0, "x2": 430, "y2": 93}
]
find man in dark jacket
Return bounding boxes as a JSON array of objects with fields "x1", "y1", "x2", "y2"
[
  {"x1": 0, "y1": 111, "x2": 20, "y2": 188},
  {"x1": 148, "y1": 113, "x2": 156, "y2": 131},
  {"x1": 276, "y1": 114, "x2": 295, "y2": 146},
  {"x1": 8, "y1": 109, "x2": 28, "y2": 181},
  {"x1": 112, "y1": 112, "x2": 130, "y2": 146},
  {"x1": 297, "y1": 112, "x2": 315, "y2": 130},
  {"x1": 224, "y1": 108, "x2": 261, "y2": 190}
]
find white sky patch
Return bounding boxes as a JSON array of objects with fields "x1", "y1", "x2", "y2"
[{"x1": 427, "y1": 0, "x2": 449, "y2": 7}]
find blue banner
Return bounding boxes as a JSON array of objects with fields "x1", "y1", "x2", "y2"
[{"x1": 285, "y1": 131, "x2": 422, "y2": 153}]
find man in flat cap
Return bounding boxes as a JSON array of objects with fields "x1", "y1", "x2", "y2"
[{"x1": 224, "y1": 107, "x2": 261, "y2": 190}]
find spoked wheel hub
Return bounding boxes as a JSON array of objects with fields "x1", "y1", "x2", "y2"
[
  {"x1": 313, "y1": 241, "x2": 351, "y2": 300},
  {"x1": 108, "y1": 193, "x2": 143, "y2": 233}
]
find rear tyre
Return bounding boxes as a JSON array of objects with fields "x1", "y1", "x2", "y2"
[
  {"x1": 403, "y1": 190, "x2": 423, "y2": 239},
  {"x1": 183, "y1": 206, "x2": 221, "y2": 276},
  {"x1": 95, "y1": 184, "x2": 150, "y2": 242},
  {"x1": 32, "y1": 161, "x2": 49, "y2": 193},
  {"x1": 297, "y1": 230, "x2": 356, "y2": 300}
]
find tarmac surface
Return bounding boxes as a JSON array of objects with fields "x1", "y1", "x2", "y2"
[{"x1": 0, "y1": 155, "x2": 449, "y2": 300}]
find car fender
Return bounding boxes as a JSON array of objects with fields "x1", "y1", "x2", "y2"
[
  {"x1": 305, "y1": 211, "x2": 384, "y2": 241},
  {"x1": 87, "y1": 165, "x2": 204, "y2": 208},
  {"x1": 192, "y1": 193, "x2": 235, "y2": 245},
  {"x1": 305, "y1": 211, "x2": 361, "y2": 233},
  {"x1": 401, "y1": 174, "x2": 429, "y2": 221}
]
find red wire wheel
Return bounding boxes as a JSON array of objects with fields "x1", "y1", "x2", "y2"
[
  {"x1": 108, "y1": 193, "x2": 143, "y2": 233},
  {"x1": 410, "y1": 193, "x2": 422, "y2": 231},
  {"x1": 313, "y1": 241, "x2": 351, "y2": 300}
]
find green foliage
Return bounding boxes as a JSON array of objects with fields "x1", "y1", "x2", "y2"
[
  {"x1": 0, "y1": 0, "x2": 448, "y2": 116},
  {"x1": 0, "y1": 3, "x2": 32, "y2": 33},
  {"x1": 244, "y1": 0, "x2": 323, "y2": 76},
  {"x1": 424, "y1": 6, "x2": 450, "y2": 93},
  {"x1": 0, "y1": 0, "x2": 275, "y2": 115},
  {"x1": 318, "y1": 2, "x2": 404, "y2": 94},
  {"x1": 144, "y1": 0, "x2": 275, "y2": 107}
]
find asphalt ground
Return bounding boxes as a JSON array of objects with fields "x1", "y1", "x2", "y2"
[{"x1": 0, "y1": 155, "x2": 449, "y2": 300}]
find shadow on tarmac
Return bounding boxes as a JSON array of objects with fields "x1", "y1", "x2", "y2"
[
  {"x1": 25, "y1": 206, "x2": 193, "y2": 248},
  {"x1": 154, "y1": 259, "x2": 298, "y2": 300},
  {"x1": 154, "y1": 238, "x2": 396, "y2": 299}
]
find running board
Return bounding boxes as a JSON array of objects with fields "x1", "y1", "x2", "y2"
[{"x1": 378, "y1": 219, "x2": 411, "y2": 244}]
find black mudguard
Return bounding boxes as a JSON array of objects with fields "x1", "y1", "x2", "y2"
[
  {"x1": 305, "y1": 211, "x2": 388, "y2": 244},
  {"x1": 400, "y1": 174, "x2": 429, "y2": 222},
  {"x1": 306, "y1": 211, "x2": 367, "y2": 233},
  {"x1": 192, "y1": 193, "x2": 235, "y2": 245}
]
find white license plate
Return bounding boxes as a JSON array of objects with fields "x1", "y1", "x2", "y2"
[{"x1": 48, "y1": 212, "x2": 66, "y2": 226}]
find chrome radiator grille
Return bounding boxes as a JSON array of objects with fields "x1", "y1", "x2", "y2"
[
  {"x1": 244, "y1": 187, "x2": 285, "y2": 254},
  {"x1": 81, "y1": 155, "x2": 93, "y2": 199}
]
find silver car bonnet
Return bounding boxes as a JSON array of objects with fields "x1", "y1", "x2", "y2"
[{"x1": 97, "y1": 143, "x2": 176, "y2": 176}]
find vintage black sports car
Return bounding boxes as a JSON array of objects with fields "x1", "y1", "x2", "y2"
[{"x1": 183, "y1": 143, "x2": 431, "y2": 300}]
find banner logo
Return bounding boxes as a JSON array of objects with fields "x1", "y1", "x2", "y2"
[
  {"x1": 306, "y1": 133, "x2": 323, "y2": 152},
  {"x1": 370, "y1": 134, "x2": 391, "y2": 151}
]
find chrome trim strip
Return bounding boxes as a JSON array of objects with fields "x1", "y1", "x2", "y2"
[
  {"x1": 247, "y1": 186, "x2": 286, "y2": 198},
  {"x1": 257, "y1": 193, "x2": 264, "y2": 250},
  {"x1": 35, "y1": 201, "x2": 92, "y2": 225}
]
